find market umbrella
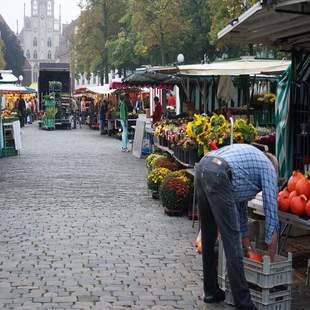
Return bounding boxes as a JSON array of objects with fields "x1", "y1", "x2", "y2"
[
  {"x1": 0, "y1": 84, "x2": 36, "y2": 94},
  {"x1": 276, "y1": 65, "x2": 292, "y2": 179}
]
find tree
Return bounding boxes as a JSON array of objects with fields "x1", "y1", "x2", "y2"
[
  {"x1": 0, "y1": 38, "x2": 6, "y2": 69},
  {"x1": 129, "y1": 0, "x2": 190, "y2": 65},
  {"x1": 208, "y1": 0, "x2": 257, "y2": 58},
  {"x1": 180, "y1": 0, "x2": 216, "y2": 63},
  {"x1": 0, "y1": 18, "x2": 25, "y2": 76},
  {"x1": 72, "y1": 0, "x2": 126, "y2": 84}
]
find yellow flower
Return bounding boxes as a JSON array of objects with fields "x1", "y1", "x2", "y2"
[{"x1": 186, "y1": 122, "x2": 194, "y2": 138}]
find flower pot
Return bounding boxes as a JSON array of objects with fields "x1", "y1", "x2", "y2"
[
  {"x1": 163, "y1": 139, "x2": 169, "y2": 147},
  {"x1": 183, "y1": 150, "x2": 190, "y2": 164},
  {"x1": 152, "y1": 191, "x2": 160, "y2": 199},
  {"x1": 164, "y1": 207, "x2": 183, "y2": 217},
  {"x1": 189, "y1": 149, "x2": 199, "y2": 166}
]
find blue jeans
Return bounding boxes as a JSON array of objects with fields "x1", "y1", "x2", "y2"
[
  {"x1": 100, "y1": 119, "x2": 106, "y2": 134},
  {"x1": 196, "y1": 156, "x2": 255, "y2": 310},
  {"x1": 120, "y1": 120, "x2": 128, "y2": 149},
  {"x1": 72, "y1": 112, "x2": 77, "y2": 129}
]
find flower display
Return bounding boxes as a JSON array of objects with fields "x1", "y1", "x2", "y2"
[
  {"x1": 167, "y1": 170, "x2": 193, "y2": 190},
  {"x1": 159, "y1": 177, "x2": 190, "y2": 211},
  {"x1": 147, "y1": 168, "x2": 171, "y2": 192},
  {"x1": 154, "y1": 157, "x2": 178, "y2": 171},
  {"x1": 233, "y1": 118, "x2": 257, "y2": 144},
  {"x1": 186, "y1": 113, "x2": 230, "y2": 155},
  {"x1": 146, "y1": 153, "x2": 163, "y2": 171}
]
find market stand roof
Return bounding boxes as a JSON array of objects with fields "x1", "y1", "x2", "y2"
[
  {"x1": 217, "y1": 0, "x2": 310, "y2": 51},
  {"x1": 0, "y1": 71, "x2": 18, "y2": 83},
  {"x1": 176, "y1": 58, "x2": 291, "y2": 76},
  {"x1": 0, "y1": 84, "x2": 37, "y2": 94}
]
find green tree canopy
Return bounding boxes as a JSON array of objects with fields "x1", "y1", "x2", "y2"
[{"x1": 0, "y1": 19, "x2": 25, "y2": 76}]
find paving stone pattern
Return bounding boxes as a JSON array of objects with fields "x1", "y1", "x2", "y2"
[{"x1": 0, "y1": 125, "x2": 235, "y2": 310}]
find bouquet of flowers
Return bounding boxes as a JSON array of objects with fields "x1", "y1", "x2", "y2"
[{"x1": 233, "y1": 118, "x2": 257, "y2": 143}]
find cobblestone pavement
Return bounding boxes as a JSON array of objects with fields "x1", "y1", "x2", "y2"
[{"x1": 0, "y1": 125, "x2": 235, "y2": 310}]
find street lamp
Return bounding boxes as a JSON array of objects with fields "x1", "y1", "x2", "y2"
[
  {"x1": 177, "y1": 54, "x2": 185, "y2": 64},
  {"x1": 18, "y1": 75, "x2": 23, "y2": 86}
]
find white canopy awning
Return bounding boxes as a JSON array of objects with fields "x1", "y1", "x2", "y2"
[
  {"x1": 218, "y1": 0, "x2": 310, "y2": 51},
  {"x1": 177, "y1": 58, "x2": 291, "y2": 76},
  {"x1": 0, "y1": 71, "x2": 18, "y2": 83},
  {"x1": 87, "y1": 85, "x2": 114, "y2": 95},
  {"x1": 0, "y1": 84, "x2": 35, "y2": 94}
]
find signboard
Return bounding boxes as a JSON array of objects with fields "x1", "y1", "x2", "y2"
[{"x1": 132, "y1": 119, "x2": 146, "y2": 158}]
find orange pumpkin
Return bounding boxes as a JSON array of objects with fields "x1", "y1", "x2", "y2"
[
  {"x1": 295, "y1": 178, "x2": 310, "y2": 198},
  {"x1": 288, "y1": 171, "x2": 304, "y2": 192},
  {"x1": 290, "y1": 195, "x2": 307, "y2": 216}
]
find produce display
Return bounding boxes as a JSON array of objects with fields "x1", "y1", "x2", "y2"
[
  {"x1": 278, "y1": 171, "x2": 310, "y2": 218},
  {"x1": 1, "y1": 110, "x2": 19, "y2": 121}
]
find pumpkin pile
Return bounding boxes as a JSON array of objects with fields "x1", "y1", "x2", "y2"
[{"x1": 278, "y1": 171, "x2": 310, "y2": 218}]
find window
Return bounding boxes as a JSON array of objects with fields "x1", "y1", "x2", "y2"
[
  {"x1": 47, "y1": 0, "x2": 52, "y2": 16},
  {"x1": 48, "y1": 38, "x2": 52, "y2": 47},
  {"x1": 33, "y1": 0, "x2": 38, "y2": 15},
  {"x1": 33, "y1": 37, "x2": 37, "y2": 47},
  {"x1": 33, "y1": 50, "x2": 37, "y2": 59},
  {"x1": 48, "y1": 51, "x2": 52, "y2": 60},
  {"x1": 76, "y1": 79, "x2": 79, "y2": 86},
  {"x1": 26, "y1": 50, "x2": 30, "y2": 59},
  {"x1": 93, "y1": 74, "x2": 96, "y2": 85}
]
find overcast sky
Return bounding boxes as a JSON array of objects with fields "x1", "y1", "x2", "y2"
[{"x1": 0, "y1": 0, "x2": 81, "y2": 34}]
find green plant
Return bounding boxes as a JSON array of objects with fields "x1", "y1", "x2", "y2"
[
  {"x1": 44, "y1": 106, "x2": 58, "y2": 119},
  {"x1": 159, "y1": 177, "x2": 190, "y2": 211},
  {"x1": 147, "y1": 168, "x2": 171, "y2": 192}
]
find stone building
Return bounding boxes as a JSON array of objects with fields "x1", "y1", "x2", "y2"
[{"x1": 19, "y1": 0, "x2": 61, "y2": 83}]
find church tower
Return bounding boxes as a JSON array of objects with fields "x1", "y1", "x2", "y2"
[{"x1": 20, "y1": 0, "x2": 61, "y2": 83}]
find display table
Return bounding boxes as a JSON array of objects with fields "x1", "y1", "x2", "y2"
[{"x1": 1, "y1": 120, "x2": 21, "y2": 156}]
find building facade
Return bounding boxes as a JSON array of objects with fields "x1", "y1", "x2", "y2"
[{"x1": 19, "y1": 0, "x2": 61, "y2": 83}]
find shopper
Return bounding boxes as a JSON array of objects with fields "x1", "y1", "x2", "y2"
[
  {"x1": 152, "y1": 96, "x2": 162, "y2": 124},
  {"x1": 195, "y1": 144, "x2": 278, "y2": 309},
  {"x1": 99, "y1": 100, "x2": 108, "y2": 135},
  {"x1": 80, "y1": 97, "x2": 87, "y2": 125},
  {"x1": 71, "y1": 99, "x2": 78, "y2": 129},
  {"x1": 119, "y1": 95, "x2": 129, "y2": 152},
  {"x1": 167, "y1": 92, "x2": 176, "y2": 111},
  {"x1": 124, "y1": 93, "x2": 133, "y2": 113},
  {"x1": 135, "y1": 95, "x2": 144, "y2": 113},
  {"x1": 26, "y1": 99, "x2": 33, "y2": 124},
  {"x1": 17, "y1": 95, "x2": 26, "y2": 127}
]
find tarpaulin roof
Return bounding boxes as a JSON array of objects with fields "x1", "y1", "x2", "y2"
[
  {"x1": 123, "y1": 71, "x2": 182, "y2": 89},
  {"x1": 217, "y1": 0, "x2": 310, "y2": 51},
  {"x1": 177, "y1": 58, "x2": 291, "y2": 76},
  {"x1": 0, "y1": 71, "x2": 18, "y2": 83},
  {"x1": 0, "y1": 84, "x2": 37, "y2": 94}
]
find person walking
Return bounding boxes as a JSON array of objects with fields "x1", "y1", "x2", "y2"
[
  {"x1": 17, "y1": 95, "x2": 26, "y2": 127},
  {"x1": 119, "y1": 95, "x2": 129, "y2": 152},
  {"x1": 71, "y1": 99, "x2": 78, "y2": 129},
  {"x1": 152, "y1": 96, "x2": 162, "y2": 124},
  {"x1": 99, "y1": 100, "x2": 108, "y2": 135},
  {"x1": 195, "y1": 144, "x2": 278, "y2": 309},
  {"x1": 80, "y1": 97, "x2": 87, "y2": 125}
]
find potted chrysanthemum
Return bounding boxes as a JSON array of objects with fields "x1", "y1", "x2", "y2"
[
  {"x1": 147, "y1": 168, "x2": 171, "y2": 199},
  {"x1": 159, "y1": 176, "x2": 191, "y2": 216},
  {"x1": 153, "y1": 157, "x2": 178, "y2": 172}
]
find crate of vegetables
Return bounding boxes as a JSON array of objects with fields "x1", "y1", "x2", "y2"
[{"x1": 243, "y1": 251, "x2": 292, "y2": 288}]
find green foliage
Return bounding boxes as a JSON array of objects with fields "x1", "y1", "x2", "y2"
[
  {"x1": 0, "y1": 38, "x2": 6, "y2": 69},
  {"x1": 0, "y1": 19, "x2": 25, "y2": 76}
]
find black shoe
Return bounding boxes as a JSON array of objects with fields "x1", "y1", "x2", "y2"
[{"x1": 203, "y1": 289, "x2": 225, "y2": 303}]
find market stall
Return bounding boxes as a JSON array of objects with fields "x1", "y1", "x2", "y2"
[{"x1": 216, "y1": 1, "x2": 310, "y2": 308}]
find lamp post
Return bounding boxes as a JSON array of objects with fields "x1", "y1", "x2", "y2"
[
  {"x1": 177, "y1": 53, "x2": 185, "y2": 64},
  {"x1": 18, "y1": 75, "x2": 23, "y2": 86}
]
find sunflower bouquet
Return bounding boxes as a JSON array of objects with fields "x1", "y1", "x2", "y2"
[{"x1": 233, "y1": 118, "x2": 257, "y2": 143}]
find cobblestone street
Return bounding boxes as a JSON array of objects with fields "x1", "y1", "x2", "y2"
[{"x1": 0, "y1": 125, "x2": 233, "y2": 310}]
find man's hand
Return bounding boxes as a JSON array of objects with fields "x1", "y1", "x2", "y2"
[{"x1": 267, "y1": 231, "x2": 278, "y2": 262}]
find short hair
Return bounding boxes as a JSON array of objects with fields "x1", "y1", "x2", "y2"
[{"x1": 154, "y1": 96, "x2": 159, "y2": 102}]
